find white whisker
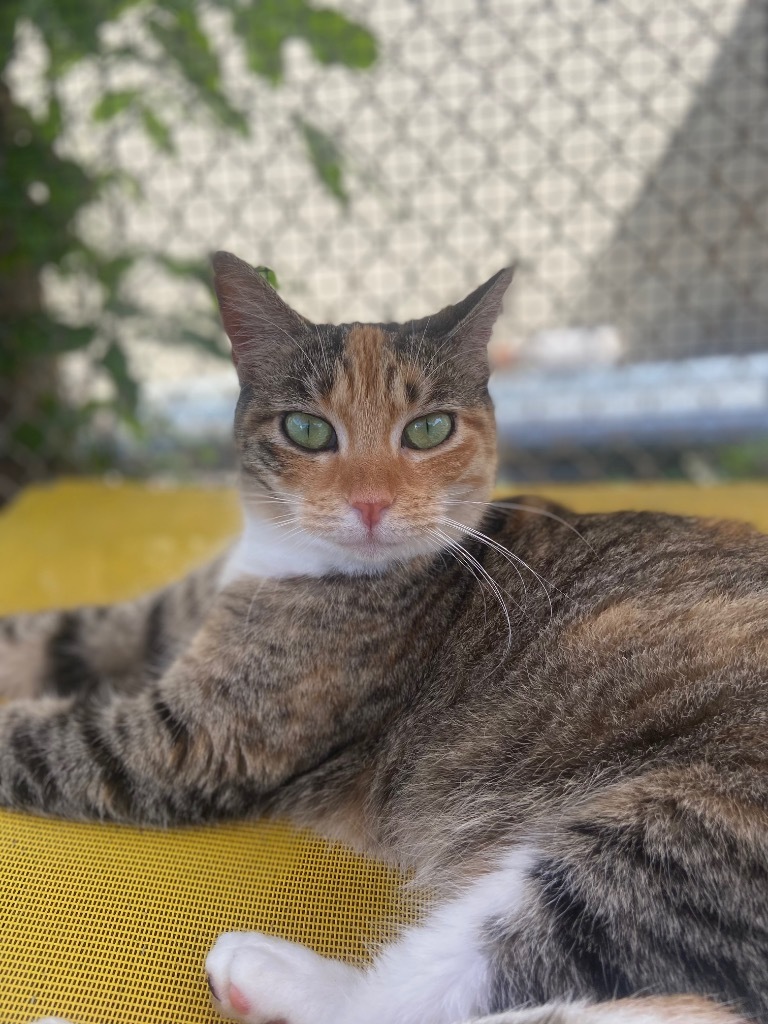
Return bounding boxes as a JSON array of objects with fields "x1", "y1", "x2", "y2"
[
  {"x1": 439, "y1": 516, "x2": 556, "y2": 619},
  {"x1": 439, "y1": 515, "x2": 529, "y2": 599},
  {"x1": 428, "y1": 528, "x2": 490, "y2": 629},
  {"x1": 433, "y1": 528, "x2": 515, "y2": 654},
  {"x1": 443, "y1": 498, "x2": 596, "y2": 554}
]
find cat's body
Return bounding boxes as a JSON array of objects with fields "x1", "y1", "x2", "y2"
[{"x1": 1, "y1": 255, "x2": 767, "y2": 1024}]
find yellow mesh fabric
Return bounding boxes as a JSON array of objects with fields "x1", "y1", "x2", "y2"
[
  {"x1": 0, "y1": 814, "x2": 421, "y2": 1023},
  {"x1": 0, "y1": 479, "x2": 766, "y2": 1022}
]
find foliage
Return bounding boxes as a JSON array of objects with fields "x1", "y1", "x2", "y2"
[
  {"x1": 715, "y1": 440, "x2": 768, "y2": 479},
  {"x1": 0, "y1": 0, "x2": 376, "y2": 489}
]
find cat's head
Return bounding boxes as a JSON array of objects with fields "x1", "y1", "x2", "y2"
[{"x1": 213, "y1": 252, "x2": 513, "y2": 575}]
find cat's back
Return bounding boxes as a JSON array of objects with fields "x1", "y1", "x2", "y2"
[
  {"x1": 439, "y1": 498, "x2": 768, "y2": 682},
  {"x1": 370, "y1": 501, "x2": 768, "y2": 882},
  {"x1": 496, "y1": 497, "x2": 768, "y2": 601},
  {"x1": 390, "y1": 503, "x2": 768, "y2": 795},
  {"x1": 485, "y1": 496, "x2": 768, "y2": 713}
]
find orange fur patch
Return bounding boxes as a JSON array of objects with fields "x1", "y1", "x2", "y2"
[
  {"x1": 564, "y1": 595, "x2": 768, "y2": 660},
  {"x1": 588, "y1": 995, "x2": 747, "y2": 1022},
  {"x1": 272, "y1": 325, "x2": 497, "y2": 532}
]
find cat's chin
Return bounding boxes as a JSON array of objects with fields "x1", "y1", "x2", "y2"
[
  {"x1": 331, "y1": 540, "x2": 410, "y2": 569},
  {"x1": 335, "y1": 538, "x2": 402, "y2": 556},
  {"x1": 326, "y1": 534, "x2": 442, "y2": 573}
]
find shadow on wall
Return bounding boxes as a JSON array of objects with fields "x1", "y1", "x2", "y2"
[{"x1": 577, "y1": 1, "x2": 768, "y2": 361}]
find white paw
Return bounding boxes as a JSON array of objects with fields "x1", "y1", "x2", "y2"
[{"x1": 206, "y1": 931, "x2": 361, "y2": 1024}]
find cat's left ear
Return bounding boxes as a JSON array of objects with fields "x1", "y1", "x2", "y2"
[
  {"x1": 419, "y1": 266, "x2": 514, "y2": 382},
  {"x1": 446, "y1": 266, "x2": 514, "y2": 357}
]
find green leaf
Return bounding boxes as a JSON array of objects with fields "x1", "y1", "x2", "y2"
[
  {"x1": 140, "y1": 105, "x2": 174, "y2": 153},
  {"x1": 102, "y1": 342, "x2": 139, "y2": 412},
  {"x1": 40, "y1": 0, "x2": 144, "y2": 74},
  {"x1": 92, "y1": 89, "x2": 140, "y2": 122},
  {"x1": 48, "y1": 323, "x2": 97, "y2": 355},
  {"x1": 295, "y1": 116, "x2": 348, "y2": 205},
  {"x1": 0, "y1": 317, "x2": 96, "y2": 366},
  {"x1": 98, "y1": 254, "x2": 137, "y2": 295},
  {"x1": 232, "y1": 0, "x2": 377, "y2": 83},
  {"x1": 154, "y1": 254, "x2": 212, "y2": 287},
  {"x1": 202, "y1": 92, "x2": 248, "y2": 134},
  {"x1": 0, "y1": 1, "x2": 23, "y2": 67},
  {"x1": 148, "y1": 9, "x2": 219, "y2": 89},
  {"x1": 232, "y1": 3, "x2": 287, "y2": 83},
  {"x1": 0, "y1": 0, "x2": 378, "y2": 489},
  {"x1": 104, "y1": 299, "x2": 144, "y2": 318},
  {"x1": 11, "y1": 417, "x2": 49, "y2": 455},
  {"x1": 255, "y1": 265, "x2": 279, "y2": 289},
  {"x1": 40, "y1": 94, "x2": 63, "y2": 142},
  {"x1": 147, "y1": 8, "x2": 247, "y2": 133},
  {"x1": 303, "y1": 9, "x2": 377, "y2": 69},
  {"x1": 97, "y1": 167, "x2": 145, "y2": 200}
]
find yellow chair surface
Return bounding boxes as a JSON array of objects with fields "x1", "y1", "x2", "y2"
[{"x1": 1, "y1": 478, "x2": 767, "y2": 1022}]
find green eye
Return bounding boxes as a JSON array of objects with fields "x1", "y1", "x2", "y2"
[
  {"x1": 283, "y1": 412, "x2": 336, "y2": 451},
  {"x1": 403, "y1": 412, "x2": 454, "y2": 450}
]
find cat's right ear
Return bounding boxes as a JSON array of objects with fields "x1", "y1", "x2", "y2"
[{"x1": 211, "y1": 252, "x2": 308, "y2": 376}]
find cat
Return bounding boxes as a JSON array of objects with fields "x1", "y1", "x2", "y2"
[{"x1": 1, "y1": 251, "x2": 767, "y2": 1024}]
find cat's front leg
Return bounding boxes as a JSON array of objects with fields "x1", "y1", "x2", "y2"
[
  {"x1": 205, "y1": 910, "x2": 491, "y2": 1024},
  {"x1": 0, "y1": 579, "x2": 371, "y2": 825},
  {"x1": 206, "y1": 931, "x2": 362, "y2": 1024},
  {"x1": 204, "y1": 861, "x2": 510, "y2": 1024}
]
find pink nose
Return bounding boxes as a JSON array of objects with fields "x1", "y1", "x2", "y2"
[{"x1": 351, "y1": 499, "x2": 392, "y2": 531}]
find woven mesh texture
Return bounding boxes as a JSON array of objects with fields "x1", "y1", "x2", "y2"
[
  {"x1": 0, "y1": 815, "x2": 422, "y2": 1023},
  {"x1": 1, "y1": 480, "x2": 767, "y2": 1021}
]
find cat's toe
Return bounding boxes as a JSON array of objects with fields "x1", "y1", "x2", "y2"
[{"x1": 206, "y1": 931, "x2": 359, "y2": 1024}]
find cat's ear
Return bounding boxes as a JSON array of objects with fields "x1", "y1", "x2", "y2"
[
  {"x1": 211, "y1": 251, "x2": 308, "y2": 375},
  {"x1": 442, "y1": 266, "x2": 514, "y2": 358},
  {"x1": 413, "y1": 266, "x2": 514, "y2": 383}
]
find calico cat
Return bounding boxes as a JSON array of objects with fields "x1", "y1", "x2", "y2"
[{"x1": 2, "y1": 252, "x2": 767, "y2": 1024}]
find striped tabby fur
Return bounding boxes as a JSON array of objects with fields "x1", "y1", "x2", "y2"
[{"x1": 2, "y1": 253, "x2": 767, "y2": 1024}]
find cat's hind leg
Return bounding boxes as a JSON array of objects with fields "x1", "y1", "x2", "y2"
[
  {"x1": 469, "y1": 998, "x2": 747, "y2": 1023},
  {"x1": 26, "y1": 997, "x2": 745, "y2": 1024}
]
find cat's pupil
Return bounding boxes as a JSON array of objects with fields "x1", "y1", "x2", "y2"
[
  {"x1": 283, "y1": 412, "x2": 336, "y2": 451},
  {"x1": 403, "y1": 413, "x2": 453, "y2": 450}
]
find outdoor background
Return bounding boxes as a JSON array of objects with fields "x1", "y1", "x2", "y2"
[{"x1": 2, "y1": 0, "x2": 767, "y2": 504}]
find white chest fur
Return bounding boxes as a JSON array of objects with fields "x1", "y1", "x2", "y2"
[{"x1": 219, "y1": 509, "x2": 358, "y2": 585}]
